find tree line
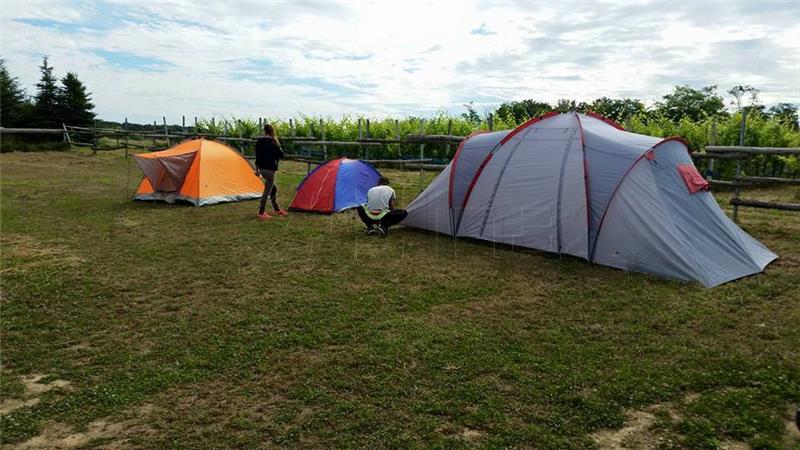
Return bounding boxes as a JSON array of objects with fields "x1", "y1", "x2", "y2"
[
  {"x1": 479, "y1": 85, "x2": 798, "y2": 131},
  {"x1": 0, "y1": 56, "x2": 95, "y2": 128}
]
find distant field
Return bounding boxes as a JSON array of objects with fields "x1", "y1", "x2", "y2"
[{"x1": 1, "y1": 150, "x2": 798, "y2": 448}]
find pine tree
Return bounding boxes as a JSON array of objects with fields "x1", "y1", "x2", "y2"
[
  {"x1": 58, "y1": 72, "x2": 95, "y2": 127},
  {"x1": 33, "y1": 56, "x2": 61, "y2": 128},
  {"x1": 0, "y1": 58, "x2": 31, "y2": 127}
]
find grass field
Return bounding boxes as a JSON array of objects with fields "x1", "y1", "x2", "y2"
[{"x1": 1, "y1": 150, "x2": 799, "y2": 449}]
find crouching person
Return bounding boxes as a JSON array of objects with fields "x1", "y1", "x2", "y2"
[{"x1": 358, "y1": 177, "x2": 407, "y2": 237}]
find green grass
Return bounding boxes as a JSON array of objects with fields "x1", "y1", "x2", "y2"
[{"x1": 1, "y1": 149, "x2": 799, "y2": 448}]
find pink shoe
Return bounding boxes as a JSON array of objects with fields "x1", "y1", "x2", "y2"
[
  {"x1": 273, "y1": 210, "x2": 289, "y2": 216},
  {"x1": 258, "y1": 212, "x2": 271, "y2": 221}
]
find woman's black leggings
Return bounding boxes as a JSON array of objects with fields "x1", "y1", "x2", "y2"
[{"x1": 258, "y1": 168, "x2": 280, "y2": 214}]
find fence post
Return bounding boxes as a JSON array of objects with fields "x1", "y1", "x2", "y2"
[
  {"x1": 395, "y1": 119, "x2": 402, "y2": 168},
  {"x1": 488, "y1": 113, "x2": 494, "y2": 131},
  {"x1": 238, "y1": 125, "x2": 243, "y2": 154},
  {"x1": 152, "y1": 120, "x2": 157, "y2": 149},
  {"x1": 194, "y1": 116, "x2": 198, "y2": 135},
  {"x1": 182, "y1": 115, "x2": 186, "y2": 135},
  {"x1": 92, "y1": 119, "x2": 97, "y2": 155},
  {"x1": 365, "y1": 119, "x2": 370, "y2": 160},
  {"x1": 418, "y1": 118, "x2": 426, "y2": 189},
  {"x1": 124, "y1": 118, "x2": 129, "y2": 158},
  {"x1": 358, "y1": 118, "x2": 363, "y2": 159},
  {"x1": 320, "y1": 118, "x2": 327, "y2": 160},
  {"x1": 738, "y1": 109, "x2": 747, "y2": 147},
  {"x1": 733, "y1": 109, "x2": 747, "y2": 223},
  {"x1": 62, "y1": 123, "x2": 71, "y2": 145},
  {"x1": 707, "y1": 117, "x2": 716, "y2": 180},
  {"x1": 446, "y1": 119, "x2": 453, "y2": 158},
  {"x1": 163, "y1": 116, "x2": 170, "y2": 147}
]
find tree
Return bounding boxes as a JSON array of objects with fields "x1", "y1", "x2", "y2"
[
  {"x1": 33, "y1": 56, "x2": 61, "y2": 128},
  {"x1": 461, "y1": 101, "x2": 481, "y2": 124},
  {"x1": 553, "y1": 99, "x2": 588, "y2": 113},
  {"x1": 57, "y1": 72, "x2": 95, "y2": 126},
  {"x1": 588, "y1": 97, "x2": 645, "y2": 123},
  {"x1": 0, "y1": 58, "x2": 31, "y2": 127},
  {"x1": 728, "y1": 85, "x2": 760, "y2": 111},
  {"x1": 655, "y1": 85, "x2": 726, "y2": 121},
  {"x1": 768, "y1": 103, "x2": 799, "y2": 130},
  {"x1": 495, "y1": 99, "x2": 552, "y2": 124}
]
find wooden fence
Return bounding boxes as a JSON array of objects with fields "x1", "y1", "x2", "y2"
[
  {"x1": 698, "y1": 146, "x2": 800, "y2": 222},
  {"x1": 2, "y1": 118, "x2": 798, "y2": 222}
]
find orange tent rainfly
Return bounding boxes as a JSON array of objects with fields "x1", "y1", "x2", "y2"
[{"x1": 133, "y1": 138, "x2": 263, "y2": 206}]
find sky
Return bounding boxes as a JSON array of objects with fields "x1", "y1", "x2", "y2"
[{"x1": 1, "y1": 0, "x2": 799, "y2": 124}]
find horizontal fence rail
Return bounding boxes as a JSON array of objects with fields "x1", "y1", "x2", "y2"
[
  {"x1": 0, "y1": 127, "x2": 64, "y2": 134},
  {"x1": 705, "y1": 146, "x2": 800, "y2": 156}
]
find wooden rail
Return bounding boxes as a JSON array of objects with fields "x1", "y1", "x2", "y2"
[
  {"x1": 293, "y1": 140, "x2": 383, "y2": 146},
  {"x1": 730, "y1": 199, "x2": 800, "y2": 211},
  {"x1": 701, "y1": 144, "x2": 800, "y2": 222},
  {"x1": 705, "y1": 146, "x2": 800, "y2": 156},
  {"x1": 734, "y1": 176, "x2": 800, "y2": 185},
  {"x1": 0, "y1": 127, "x2": 63, "y2": 134}
]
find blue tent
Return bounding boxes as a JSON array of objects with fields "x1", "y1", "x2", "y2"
[{"x1": 290, "y1": 158, "x2": 381, "y2": 213}]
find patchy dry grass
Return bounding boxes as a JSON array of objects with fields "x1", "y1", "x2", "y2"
[{"x1": 1, "y1": 149, "x2": 799, "y2": 448}]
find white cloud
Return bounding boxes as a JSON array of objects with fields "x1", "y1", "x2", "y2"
[{"x1": 1, "y1": 0, "x2": 798, "y2": 123}]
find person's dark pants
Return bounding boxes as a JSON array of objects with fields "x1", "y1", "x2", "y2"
[
  {"x1": 257, "y1": 168, "x2": 280, "y2": 214},
  {"x1": 357, "y1": 206, "x2": 408, "y2": 232}
]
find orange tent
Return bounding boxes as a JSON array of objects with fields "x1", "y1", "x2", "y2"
[{"x1": 133, "y1": 138, "x2": 263, "y2": 206}]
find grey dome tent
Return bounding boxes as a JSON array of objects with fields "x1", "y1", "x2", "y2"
[{"x1": 404, "y1": 112, "x2": 776, "y2": 287}]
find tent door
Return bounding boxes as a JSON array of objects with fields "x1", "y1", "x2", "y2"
[{"x1": 137, "y1": 151, "x2": 197, "y2": 193}]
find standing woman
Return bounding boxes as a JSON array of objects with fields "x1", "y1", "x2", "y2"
[{"x1": 254, "y1": 123, "x2": 287, "y2": 220}]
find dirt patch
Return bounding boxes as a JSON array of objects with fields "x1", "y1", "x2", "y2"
[
  {"x1": 16, "y1": 420, "x2": 127, "y2": 449},
  {"x1": 15, "y1": 404, "x2": 152, "y2": 449},
  {"x1": 0, "y1": 374, "x2": 71, "y2": 415},
  {"x1": 0, "y1": 398, "x2": 41, "y2": 415},
  {"x1": 590, "y1": 396, "x2": 795, "y2": 449},
  {"x1": 435, "y1": 424, "x2": 485, "y2": 442},
  {"x1": 785, "y1": 406, "x2": 800, "y2": 446},
  {"x1": 719, "y1": 440, "x2": 750, "y2": 450},
  {"x1": 592, "y1": 409, "x2": 658, "y2": 449},
  {"x1": 21, "y1": 374, "x2": 71, "y2": 396},
  {"x1": 459, "y1": 427, "x2": 484, "y2": 441}
]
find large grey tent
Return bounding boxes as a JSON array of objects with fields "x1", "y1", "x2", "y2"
[{"x1": 404, "y1": 112, "x2": 777, "y2": 287}]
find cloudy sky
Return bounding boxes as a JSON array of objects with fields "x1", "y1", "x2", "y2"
[{"x1": 2, "y1": 0, "x2": 798, "y2": 123}]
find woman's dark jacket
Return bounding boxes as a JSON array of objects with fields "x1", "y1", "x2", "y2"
[{"x1": 255, "y1": 137, "x2": 284, "y2": 170}]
